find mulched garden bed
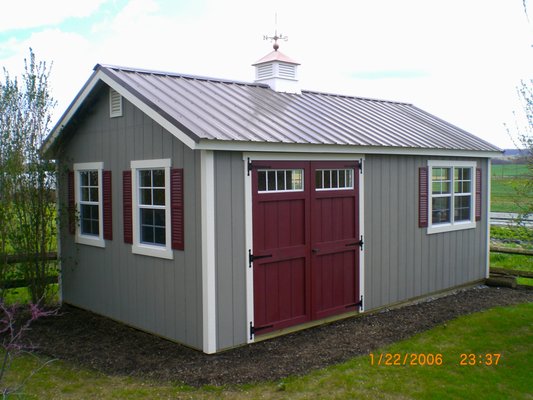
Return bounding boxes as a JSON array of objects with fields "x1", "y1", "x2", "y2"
[{"x1": 26, "y1": 285, "x2": 533, "y2": 386}]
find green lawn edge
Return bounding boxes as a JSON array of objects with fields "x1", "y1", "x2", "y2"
[{"x1": 2, "y1": 302, "x2": 532, "y2": 399}]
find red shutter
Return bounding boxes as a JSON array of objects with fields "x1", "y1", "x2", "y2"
[
  {"x1": 68, "y1": 170, "x2": 75, "y2": 234},
  {"x1": 475, "y1": 168, "x2": 482, "y2": 221},
  {"x1": 103, "y1": 170, "x2": 113, "y2": 240},
  {"x1": 171, "y1": 168, "x2": 184, "y2": 250},
  {"x1": 419, "y1": 167, "x2": 429, "y2": 228},
  {"x1": 123, "y1": 170, "x2": 133, "y2": 244}
]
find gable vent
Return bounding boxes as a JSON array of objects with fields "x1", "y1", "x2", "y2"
[
  {"x1": 109, "y1": 88, "x2": 123, "y2": 118},
  {"x1": 278, "y1": 63, "x2": 296, "y2": 79}
]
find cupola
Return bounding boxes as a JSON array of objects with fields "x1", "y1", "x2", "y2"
[{"x1": 253, "y1": 35, "x2": 301, "y2": 94}]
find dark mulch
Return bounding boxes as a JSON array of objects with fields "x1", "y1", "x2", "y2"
[{"x1": 26, "y1": 285, "x2": 533, "y2": 387}]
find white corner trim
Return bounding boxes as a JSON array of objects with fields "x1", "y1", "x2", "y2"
[
  {"x1": 485, "y1": 160, "x2": 491, "y2": 279},
  {"x1": 73, "y1": 162, "x2": 105, "y2": 248},
  {"x1": 201, "y1": 150, "x2": 217, "y2": 353},
  {"x1": 243, "y1": 157, "x2": 254, "y2": 343}
]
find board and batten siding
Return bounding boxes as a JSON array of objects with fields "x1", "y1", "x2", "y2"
[
  {"x1": 363, "y1": 155, "x2": 489, "y2": 311},
  {"x1": 213, "y1": 151, "x2": 247, "y2": 350},
  {"x1": 57, "y1": 87, "x2": 203, "y2": 350}
]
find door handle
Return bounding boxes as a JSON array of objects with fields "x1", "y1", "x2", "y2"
[{"x1": 312, "y1": 248, "x2": 319, "y2": 253}]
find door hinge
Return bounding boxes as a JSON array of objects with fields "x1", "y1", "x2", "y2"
[
  {"x1": 247, "y1": 159, "x2": 271, "y2": 176},
  {"x1": 356, "y1": 295, "x2": 363, "y2": 310},
  {"x1": 358, "y1": 159, "x2": 363, "y2": 174},
  {"x1": 357, "y1": 235, "x2": 364, "y2": 250},
  {"x1": 248, "y1": 249, "x2": 273, "y2": 268},
  {"x1": 249, "y1": 321, "x2": 274, "y2": 339},
  {"x1": 247, "y1": 157, "x2": 252, "y2": 176}
]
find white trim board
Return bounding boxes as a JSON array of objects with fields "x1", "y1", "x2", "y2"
[{"x1": 201, "y1": 150, "x2": 217, "y2": 353}]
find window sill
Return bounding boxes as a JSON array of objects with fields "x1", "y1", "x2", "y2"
[
  {"x1": 76, "y1": 234, "x2": 105, "y2": 248},
  {"x1": 132, "y1": 243, "x2": 173, "y2": 260},
  {"x1": 427, "y1": 221, "x2": 476, "y2": 235}
]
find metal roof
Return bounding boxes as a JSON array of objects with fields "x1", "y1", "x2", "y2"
[{"x1": 45, "y1": 63, "x2": 501, "y2": 154}]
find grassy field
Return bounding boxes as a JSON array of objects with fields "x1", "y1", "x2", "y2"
[
  {"x1": 491, "y1": 164, "x2": 531, "y2": 213},
  {"x1": 1, "y1": 303, "x2": 532, "y2": 399}
]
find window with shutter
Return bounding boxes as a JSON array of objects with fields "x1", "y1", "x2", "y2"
[{"x1": 425, "y1": 160, "x2": 478, "y2": 234}]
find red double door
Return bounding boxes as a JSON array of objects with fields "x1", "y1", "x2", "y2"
[{"x1": 251, "y1": 160, "x2": 360, "y2": 335}]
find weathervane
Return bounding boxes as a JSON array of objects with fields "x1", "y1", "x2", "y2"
[{"x1": 263, "y1": 13, "x2": 288, "y2": 51}]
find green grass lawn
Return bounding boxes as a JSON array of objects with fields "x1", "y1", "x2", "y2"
[{"x1": 2, "y1": 303, "x2": 532, "y2": 399}]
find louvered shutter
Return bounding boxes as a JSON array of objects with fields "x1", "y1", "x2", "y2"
[
  {"x1": 123, "y1": 170, "x2": 133, "y2": 244},
  {"x1": 103, "y1": 170, "x2": 113, "y2": 240},
  {"x1": 419, "y1": 167, "x2": 429, "y2": 228},
  {"x1": 68, "y1": 170, "x2": 75, "y2": 234},
  {"x1": 109, "y1": 88, "x2": 122, "y2": 117},
  {"x1": 475, "y1": 168, "x2": 482, "y2": 221},
  {"x1": 171, "y1": 168, "x2": 184, "y2": 250}
]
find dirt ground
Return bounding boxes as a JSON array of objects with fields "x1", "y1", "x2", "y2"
[{"x1": 26, "y1": 285, "x2": 532, "y2": 387}]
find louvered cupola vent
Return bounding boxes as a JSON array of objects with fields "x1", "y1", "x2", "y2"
[
  {"x1": 109, "y1": 88, "x2": 123, "y2": 118},
  {"x1": 253, "y1": 43, "x2": 301, "y2": 94}
]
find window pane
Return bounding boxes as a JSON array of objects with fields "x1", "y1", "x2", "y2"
[
  {"x1": 315, "y1": 171, "x2": 323, "y2": 189},
  {"x1": 141, "y1": 225, "x2": 154, "y2": 244},
  {"x1": 80, "y1": 204, "x2": 99, "y2": 235},
  {"x1": 140, "y1": 170, "x2": 151, "y2": 187},
  {"x1": 258, "y1": 171, "x2": 266, "y2": 191},
  {"x1": 90, "y1": 187, "x2": 98, "y2": 202},
  {"x1": 432, "y1": 197, "x2": 450, "y2": 224},
  {"x1": 89, "y1": 171, "x2": 98, "y2": 186},
  {"x1": 339, "y1": 170, "x2": 345, "y2": 187},
  {"x1": 154, "y1": 209, "x2": 165, "y2": 227},
  {"x1": 324, "y1": 170, "x2": 331, "y2": 188},
  {"x1": 81, "y1": 187, "x2": 89, "y2": 202},
  {"x1": 267, "y1": 171, "x2": 276, "y2": 191},
  {"x1": 346, "y1": 170, "x2": 353, "y2": 188},
  {"x1": 154, "y1": 227, "x2": 166, "y2": 245},
  {"x1": 332, "y1": 170, "x2": 338, "y2": 188},
  {"x1": 140, "y1": 189, "x2": 152, "y2": 205},
  {"x1": 454, "y1": 195, "x2": 471, "y2": 222},
  {"x1": 292, "y1": 170, "x2": 303, "y2": 190},
  {"x1": 152, "y1": 169, "x2": 165, "y2": 187},
  {"x1": 153, "y1": 189, "x2": 165, "y2": 206},
  {"x1": 141, "y1": 208, "x2": 153, "y2": 225},
  {"x1": 80, "y1": 171, "x2": 89, "y2": 186},
  {"x1": 276, "y1": 171, "x2": 285, "y2": 191}
]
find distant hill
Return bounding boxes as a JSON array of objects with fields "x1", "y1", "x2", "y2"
[{"x1": 493, "y1": 148, "x2": 529, "y2": 164}]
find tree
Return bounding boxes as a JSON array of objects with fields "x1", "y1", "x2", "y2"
[{"x1": 0, "y1": 49, "x2": 57, "y2": 304}]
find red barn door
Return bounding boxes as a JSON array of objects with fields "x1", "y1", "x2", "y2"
[{"x1": 251, "y1": 160, "x2": 359, "y2": 336}]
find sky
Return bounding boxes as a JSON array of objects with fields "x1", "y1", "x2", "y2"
[{"x1": 1, "y1": 0, "x2": 532, "y2": 149}]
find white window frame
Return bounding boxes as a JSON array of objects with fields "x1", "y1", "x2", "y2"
[
  {"x1": 74, "y1": 162, "x2": 105, "y2": 248},
  {"x1": 131, "y1": 158, "x2": 173, "y2": 259},
  {"x1": 315, "y1": 168, "x2": 354, "y2": 191},
  {"x1": 427, "y1": 160, "x2": 476, "y2": 234},
  {"x1": 257, "y1": 169, "x2": 304, "y2": 193}
]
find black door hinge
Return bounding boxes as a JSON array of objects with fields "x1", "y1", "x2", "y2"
[
  {"x1": 358, "y1": 159, "x2": 363, "y2": 174},
  {"x1": 247, "y1": 158, "x2": 271, "y2": 176},
  {"x1": 358, "y1": 235, "x2": 364, "y2": 250},
  {"x1": 250, "y1": 321, "x2": 274, "y2": 339},
  {"x1": 356, "y1": 295, "x2": 363, "y2": 310},
  {"x1": 248, "y1": 249, "x2": 273, "y2": 268},
  {"x1": 247, "y1": 158, "x2": 252, "y2": 176}
]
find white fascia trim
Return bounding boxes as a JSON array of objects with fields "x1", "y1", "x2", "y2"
[
  {"x1": 130, "y1": 158, "x2": 173, "y2": 260},
  {"x1": 99, "y1": 73, "x2": 198, "y2": 150},
  {"x1": 426, "y1": 160, "x2": 477, "y2": 235},
  {"x1": 243, "y1": 152, "x2": 364, "y2": 161},
  {"x1": 485, "y1": 159, "x2": 491, "y2": 279},
  {"x1": 201, "y1": 150, "x2": 217, "y2": 353},
  {"x1": 73, "y1": 162, "x2": 105, "y2": 248},
  {"x1": 199, "y1": 140, "x2": 501, "y2": 159}
]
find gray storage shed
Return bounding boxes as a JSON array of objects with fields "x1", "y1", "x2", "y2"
[{"x1": 43, "y1": 48, "x2": 501, "y2": 354}]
